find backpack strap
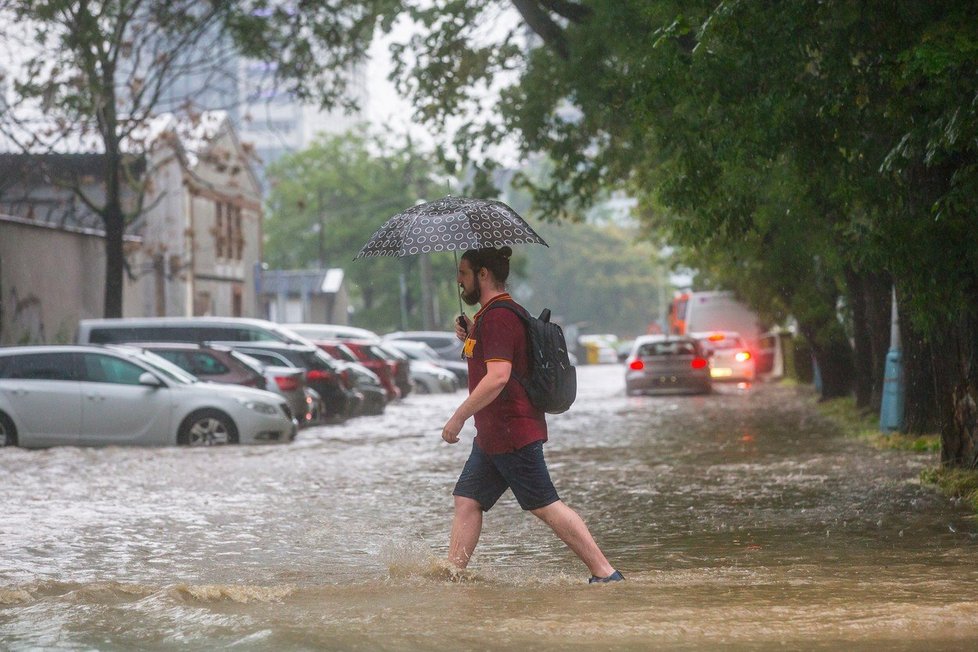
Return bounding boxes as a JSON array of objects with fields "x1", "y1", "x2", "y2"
[{"x1": 473, "y1": 299, "x2": 532, "y2": 384}]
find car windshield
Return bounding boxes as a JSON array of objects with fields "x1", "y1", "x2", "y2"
[
  {"x1": 331, "y1": 345, "x2": 359, "y2": 363},
  {"x1": 133, "y1": 350, "x2": 199, "y2": 384},
  {"x1": 703, "y1": 337, "x2": 746, "y2": 350},
  {"x1": 638, "y1": 341, "x2": 698, "y2": 357},
  {"x1": 230, "y1": 350, "x2": 266, "y2": 374}
]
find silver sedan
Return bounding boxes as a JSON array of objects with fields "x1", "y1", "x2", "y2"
[{"x1": 0, "y1": 345, "x2": 298, "y2": 448}]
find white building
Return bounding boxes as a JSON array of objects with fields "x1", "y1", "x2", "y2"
[{"x1": 237, "y1": 60, "x2": 369, "y2": 175}]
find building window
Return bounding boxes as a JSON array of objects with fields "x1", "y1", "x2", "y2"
[
  {"x1": 215, "y1": 202, "x2": 225, "y2": 258},
  {"x1": 214, "y1": 201, "x2": 244, "y2": 261}
]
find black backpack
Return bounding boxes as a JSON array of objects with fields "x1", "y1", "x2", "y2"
[{"x1": 480, "y1": 301, "x2": 577, "y2": 414}]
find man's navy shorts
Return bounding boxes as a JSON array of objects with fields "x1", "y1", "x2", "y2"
[{"x1": 453, "y1": 440, "x2": 560, "y2": 511}]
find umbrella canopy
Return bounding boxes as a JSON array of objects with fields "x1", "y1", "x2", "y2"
[{"x1": 355, "y1": 195, "x2": 548, "y2": 259}]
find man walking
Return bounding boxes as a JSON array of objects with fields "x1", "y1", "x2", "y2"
[{"x1": 441, "y1": 246, "x2": 623, "y2": 583}]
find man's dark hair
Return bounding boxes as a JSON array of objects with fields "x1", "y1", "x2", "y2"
[{"x1": 461, "y1": 246, "x2": 512, "y2": 284}]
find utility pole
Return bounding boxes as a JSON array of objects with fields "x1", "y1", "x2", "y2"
[
  {"x1": 419, "y1": 254, "x2": 436, "y2": 330},
  {"x1": 880, "y1": 286, "x2": 905, "y2": 432}
]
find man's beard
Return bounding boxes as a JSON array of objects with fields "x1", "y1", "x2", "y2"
[{"x1": 461, "y1": 283, "x2": 481, "y2": 306}]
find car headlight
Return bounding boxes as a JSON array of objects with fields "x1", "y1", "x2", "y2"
[{"x1": 238, "y1": 399, "x2": 278, "y2": 415}]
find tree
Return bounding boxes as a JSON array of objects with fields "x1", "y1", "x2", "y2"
[
  {"x1": 263, "y1": 129, "x2": 459, "y2": 333},
  {"x1": 379, "y1": 1, "x2": 978, "y2": 464},
  {"x1": 0, "y1": 0, "x2": 388, "y2": 317}
]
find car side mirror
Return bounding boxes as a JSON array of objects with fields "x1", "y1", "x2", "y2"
[{"x1": 138, "y1": 372, "x2": 163, "y2": 387}]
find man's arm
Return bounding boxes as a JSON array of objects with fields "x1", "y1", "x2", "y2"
[{"x1": 441, "y1": 360, "x2": 511, "y2": 444}]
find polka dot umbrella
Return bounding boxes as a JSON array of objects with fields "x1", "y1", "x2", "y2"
[
  {"x1": 356, "y1": 195, "x2": 549, "y2": 331},
  {"x1": 355, "y1": 195, "x2": 548, "y2": 259}
]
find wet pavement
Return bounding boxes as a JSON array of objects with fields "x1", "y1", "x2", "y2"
[{"x1": 2, "y1": 365, "x2": 977, "y2": 650}]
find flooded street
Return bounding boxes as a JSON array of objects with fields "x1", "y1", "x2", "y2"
[{"x1": 2, "y1": 364, "x2": 977, "y2": 650}]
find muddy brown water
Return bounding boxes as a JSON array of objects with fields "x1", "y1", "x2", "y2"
[{"x1": 2, "y1": 365, "x2": 977, "y2": 650}]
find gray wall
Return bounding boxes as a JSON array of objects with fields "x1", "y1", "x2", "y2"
[{"x1": 0, "y1": 216, "x2": 144, "y2": 344}]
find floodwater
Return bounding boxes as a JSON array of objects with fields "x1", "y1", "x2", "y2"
[{"x1": 2, "y1": 365, "x2": 977, "y2": 650}]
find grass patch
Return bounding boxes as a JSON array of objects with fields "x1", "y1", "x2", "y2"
[
  {"x1": 815, "y1": 395, "x2": 940, "y2": 452},
  {"x1": 920, "y1": 467, "x2": 978, "y2": 511}
]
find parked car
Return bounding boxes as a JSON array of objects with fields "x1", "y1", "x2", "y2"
[
  {"x1": 383, "y1": 330, "x2": 463, "y2": 361},
  {"x1": 134, "y1": 342, "x2": 317, "y2": 427},
  {"x1": 216, "y1": 342, "x2": 362, "y2": 423},
  {"x1": 0, "y1": 345, "x2": 297, "y2": 448},
  {"x1": 383, "y1": 339, "x2": 468, "y2": 385},
  {"x1": 407, "y1": 359, "x2": 458, "y2": 394},
  {"x1": 690, "y1": 331, "x2": 756, "y2": 382},
  {"x1": 308, "y1": 340, "x2": 388, "y2": 415},
  {"x1": 624, "y1": 335, "x2": 711, "y2": 396},
  {"x1": 283, "y1": 323, "x2": 380, "y2": 342},
  {"x1": 374, "y1": 342, "x2": 413, "y2": 399},
  {"x1": 339, "y1": 340, "x2": 404, "y2": 402},
  {"x1": 76, "y1": 316, "x2": 314, "y2": 346}
]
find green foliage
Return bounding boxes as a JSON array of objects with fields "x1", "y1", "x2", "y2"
[
  {"x1": 816, "y1": 394, "x2": 940, "y2": 452},
  {"x1": 521, "y1": 219, "x2": 668, "y2": 337},
  {"x1": 263, "y1": 129, "x2": 461, "y2": 333},
  {"x1": 921, "y1": 468, "x2": 978, "y2": 512}
]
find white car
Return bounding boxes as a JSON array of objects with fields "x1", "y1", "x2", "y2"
[
  {"x1": 690, "y1": 331, "x2": 756, "y2": 382},
  {"x1": 409, "y1": 360, "x2": 459, "y2": 394},
  {"x1": 383, "y1": 338, "x2": 468, "y2": 385},
  {"x1": 284, "y1": 323, "x2": 380, "y2": 342},
  {"x1": 383, "y1": 330, "x2": 463, "y2": 360},
  {"x1": 0, "y1": 345, "x2": 298, "y2": 448}
]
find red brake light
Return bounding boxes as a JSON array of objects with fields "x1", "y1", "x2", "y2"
[
  {"x1": 275, "y1": 376, "x2": 299, "y2": 391},
  {"x1": 307, "y1": 369, "x2": 334, "y2": 382},
  {"x1": 735, "y1": 351, "x2": 751, "y2": 362},
  {"x1": 708, "y1": 333, "x2": 725, "y2": 342},
  {"x1": 629, "y1": 359, "x2": 644, "y2": 371},
  {"x1": 691, "y1": 357, "x2": 708, "y2": 369}
]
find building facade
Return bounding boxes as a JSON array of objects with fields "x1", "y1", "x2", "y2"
[{"x1": 0, "y1": 112, "x2": 264, "y2": 345}]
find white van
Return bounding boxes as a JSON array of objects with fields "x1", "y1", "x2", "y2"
[
  {"x1": 682, "y1": 291, "x2": 763, "y2": 342},
  {"x1": 76, "y1": 317, "x2": 311, "y2": 346}
]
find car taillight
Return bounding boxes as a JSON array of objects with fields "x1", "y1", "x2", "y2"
[
  {"x1": 307, "y1": 369, "x2": 334, "y2": 382},
  {"x1": 735, "y1": 351, "x2": 751, "y2": 362},
  {"x1": 691, "y1": 357, "x2": 708, "y2": 369},
  {"x1": 275, "y1": 376, "x2": 299, "y2": 391},
  {"x1": 629, "y1": 359, "x2": 644, "y2": 371}
]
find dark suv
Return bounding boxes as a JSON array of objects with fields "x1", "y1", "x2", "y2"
[{"x1": 216, "y1": 342, "x2": 362, "y2": 423}]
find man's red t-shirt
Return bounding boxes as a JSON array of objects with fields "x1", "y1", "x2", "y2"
[{"x1": 464, "y1": 293, "x2": 547, "y2": 454}]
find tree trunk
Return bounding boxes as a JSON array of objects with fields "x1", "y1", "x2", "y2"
[
  {"x1": 863, "y1": 272, "x2": 892, "y2": 414},
  {"x1": 902, "y1": 314, "x2": 940, "y2": 435},
  {"x1": 103, "y1": 202, "x2": 125, "y2": 318},
  {"x1": 800, "y1": 319, "x2": 853, "y2": 400},
  {"x1": 935, "y1": 311, "x2": 978, "y2": 468},
  {"x1": 843, "y1": 266, "x2": 872, "y2": 409},
  {"x1": 814, "y1": 333, "x2": 854, "y2": 399}
]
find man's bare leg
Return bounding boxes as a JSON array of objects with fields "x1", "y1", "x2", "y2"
[
  {"x1": 448, "y1": 496, "x2": 484, "y2": 568},
  {"x1": 531, "y1": 500, "x2": 615, "y2": 578}
]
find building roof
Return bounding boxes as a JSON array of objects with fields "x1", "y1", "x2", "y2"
[
  {"x1": 259, "y1": 268, "x2": 345, "y2": 296},
  {"x1": 0, "y1": 110, "x2": 232, "y2": 161}
]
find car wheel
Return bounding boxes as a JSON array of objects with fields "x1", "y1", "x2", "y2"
[
  {"x1": 177, "y1": 409, "x2": 238, "y2": 446},
  {"x1": 0, "y1": 411, "x2": 18, "y2": 447}
]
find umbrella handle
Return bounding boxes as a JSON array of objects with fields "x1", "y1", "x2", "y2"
[{"x1": 454, "y1": 250, "x2": 468, "y2": 336}]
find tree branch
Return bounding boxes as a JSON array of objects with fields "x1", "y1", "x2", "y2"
[
  {"x1": 510, "y1": 0, "x2": 570, "y2": 60},
  {"x1": 538, "y1": 0, "x2": 591, "y2": 24}
]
